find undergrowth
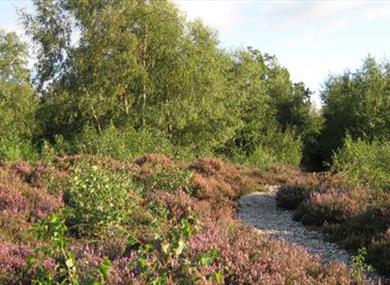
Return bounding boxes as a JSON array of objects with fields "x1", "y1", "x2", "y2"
[{"x1": 0, "y1": 154, "x2": 367, "y2": 284}]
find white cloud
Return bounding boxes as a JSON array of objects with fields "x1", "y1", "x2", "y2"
[
  {"x1": 174, "y1": 0, "x2": 245, "y2": 31},
  {"x1": 174, "y1": 0, "x2": 390, "y2": 107}
]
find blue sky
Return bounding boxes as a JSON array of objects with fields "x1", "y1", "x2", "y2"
[{"x1": 1, "y1": 0, "x2": 390, "y2": 106}]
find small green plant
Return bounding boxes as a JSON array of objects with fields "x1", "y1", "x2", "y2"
[
  {"x1": 0, "y1": 135, "x2": 39, "y2": 162},
  {"x1": 333, "y1": 136, "x2": 390, "y2": 191},
  {"x1": 127, "y1": 217, "x2": 214, "y2": 285},
  {"x1": 145, "y1": 168, "x2": 193, "y2": 193},
  {"x1": 27, "y1": 213, "x2": 111, "y2": 284},
  {"x1": 352, "y1": 247, "x2": 373, "y2": 280},
  {"x1": 64, "y1": 161, "x2": 135, "y2": 235},
  {"x1": 197, "y1": 248, "x2": 219, "y2": 267}
]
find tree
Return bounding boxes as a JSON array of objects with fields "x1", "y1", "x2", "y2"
[
  {"x1": 222, "y1": 47, "x2": 317, "y2": 167},
  {"x1": 0, "y1": 30, "x2": 37, "y2": 160},
  {"x1": 24, "y1": 0, "x2": 239, "y2": 153},
  {"x1": 320, "y1": 56, "x2": 390, "y2": 162},
  {"x1": 221, "y1": 48, "x2": 275, "y2": 156},
  {"x1": 0, "y1": 30, "x2": 35, "y2": 137}
]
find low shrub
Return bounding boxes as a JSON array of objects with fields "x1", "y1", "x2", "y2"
[
  {"x1": 0, "y1": 242, "x2": 31, "y2": 284},
  {"x1": 143, "y1": 167, "x2": 193, "y2": 193},
  {"x1": 0, "y1": 165, "x2": 62, "y2": 242},
  {"x1": 368, "y1": 229, "x2": 390, "y2": 273},
  {"x1": 246, "y1": 128, "x2": 302, "y2": 168},
  {"x1": 63, "y1": 160, "x2": 137, "y2": 235},
  {"x1": 333, "y1": 136, "x2": 390, "y2": 191},
  {"x1": 276, "y1": 184, "x2": 309, "y2": 210},
  {"x1": 0, "y1": 154, "x2": 365, "y2": 284},
  {"x1": 0, "y1": 136, "x2": 39, "y2": 162},
  {"x1": 26, "y1": 213, "x2": 111, "y2": 284},
  {"x1": 74, "y1": 124, "x2": 174, "y2": 161}
]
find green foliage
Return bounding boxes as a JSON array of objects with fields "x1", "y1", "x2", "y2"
[
  {"x1": 0, "y1": 135, "x2": 39, "y2": 162},
  {"x1": 351, "y1": 247, "x2": 373, "y2": 280},
  {"x1": 74, "y1": 124, "x2": 173, "y2": 161},
  {"x1": 130, "y1": 217, "x2": 216, "y2": 284},
  {"x1": 219, "y1": 48, "x2": 314, "y2": 167},
  {"x1": 246, "y1": 128, "x2": 302, "y2": 168},
  {"x1": 27, "y1": 213, "x2": 111, "y2": 285},
  {"x1": 0, "y1": 30, "x2": 38, "y2": 161},
  {"x1": 24, "y1": 0, "x2": 240, "y2": 153},
  {"x1": 21, "y1": 1, "x2": 320, "y2": 162},
  {"x1": 333, "y1": 136, "x2": 390, "y2": 191},
  {"x1": 197, "y1": 248, "x2": 219, "y2": 267},
  {"x1": 320, "y1": 56, "x2": 390, "y2": 162},
  {"x1": 64, "y1": 161, "x2": 135, "y2": 235},
  {"x1": 143, "y1": 168, "x2": 193, "y2": 193}
]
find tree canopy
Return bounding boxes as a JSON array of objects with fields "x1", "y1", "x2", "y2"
[
  {"x1": 6, "y1": 0, "x2": 384, "y2": 169},
  {"x1": 320, "y1": 56, "x2": 390, "y2": 162}
]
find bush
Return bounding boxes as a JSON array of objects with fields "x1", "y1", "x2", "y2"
[
  {"x1": 0, "y1": 136, "x2": 39, "y2": 162},
  {"x1": 333, "y1": 136, "x2": 390, "y2": 191},
  {"x1": 368, "y1": 230, "x2": 390, "y2": 273},
  {"x1": 246, "y1": 129, "x2": 302, "y2": 168},
  {"x1": 276, "y1": 185, "x2": 308, "y2": 210},
  {"x1": 63, "y1": 160, "x2": 136, "y2": 235},
  {"x1": 143, "y1": 168, "x2": 193, "y2": 193},
  {"x1": 73, "y1": 124, "x2": 173, "y2": 161}
]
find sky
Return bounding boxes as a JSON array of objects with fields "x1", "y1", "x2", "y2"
[{"x1": 1, "y1": 0, "x2": 390, "y2": 106}]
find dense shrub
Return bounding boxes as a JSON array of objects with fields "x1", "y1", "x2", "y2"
[
  {"x1": 0, "y1": 136, "x2": 39, "y2": 162},
  {"x1": 333, "y1": 136, "x2": 390, "y2": 191},
  {"x1": 319, "y1": 57, "x2": 390, "y2": 162},
  {"x1": 368, "y1": 229, "x2": 390, "y2": 273},
  {"x1": 246, "y1": 128, "x2": 302, "y2": 168},
  {"x1": 63, "y1": 160, "x2": 137, "y2": 235},
  {"x1": 0, "y1": 242, "x2": 31, "y2": 284},
  {"x1": 0, "y1": 164, "x2": 62, "y2": 242},
  {"x1": 143, "y1": 167, "x2": 193, "y2": 193},
  {"x1": 276, "y1": 184, "x2": 309, "y2": 210},
  {"x1": 73, "y1": 125, "x2": 174, "y2": 161},
  {"x1": 0, "y1": 31, "x2": 38, "y2": 163}
]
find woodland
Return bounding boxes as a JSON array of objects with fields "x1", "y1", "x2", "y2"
[{"x1": 0, "y1": 1, "x2": 389, "y2": 284}]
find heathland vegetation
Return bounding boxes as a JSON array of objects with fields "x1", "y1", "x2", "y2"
[{"x1": 0, "y1": 0, "x2": 389, "y2": 284}]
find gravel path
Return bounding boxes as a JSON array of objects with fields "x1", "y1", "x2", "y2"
[
  {"x1": 237, "y1": 185, "x2": 386, "y2": 284},
  {"x1": 237, "y1": 185, "x2": 351, "y2": 264}
]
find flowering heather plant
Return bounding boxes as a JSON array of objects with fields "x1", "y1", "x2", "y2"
[
  {"x1": 276, "y1": 184, "x2": 309, "y2": 210},
  {"x1": 26, "y1": 212, "x2": 111, "y2": 285},
  {"x1": 277, "y1": 171, "x2": 390, "y2": 276},
  {"x1": 0, "y1": 154, "x2": 368, "y2": 283},
  {"x1": 0, "y1": 242, "x2": 31, "y2": 284},
  {"x1": 0, "y1": 166, "x2": 62, "y2": 242}
]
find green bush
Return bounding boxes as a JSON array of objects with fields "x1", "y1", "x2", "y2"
[
  {"x1": 144, "y1": 168, "x2": 193, "y2": 193},
  {"x1": 64, "y1": 160, "x2": 136, "y2": 235},
  {"x1": 333, "y1": 136, "x2": 390, "y2": 191},
  {"x1": 74, "y1": 124, "x2": 173, "y2": 161},
  {"x1": 0, "y1": 136, "x2": 38, "y2": 162},
  {"x1": 246, "y1": 129, "x2": 302, "y2": 168}
]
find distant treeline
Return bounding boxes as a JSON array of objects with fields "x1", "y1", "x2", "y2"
[{"x1": 1, "y1": 0, "x2": 389, "y2": 170}]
